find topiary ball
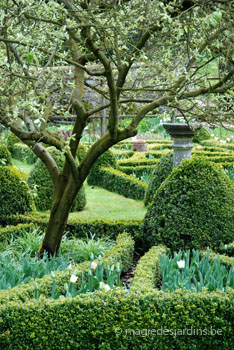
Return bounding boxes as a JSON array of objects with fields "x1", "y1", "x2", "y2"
[
  {"x1": 0, "y1": 145, "x2": 12, "y2": 166},
  {"x1": 143, "y1": 158, "x2": 234, "y2": 251},
  {"x1": 28, "y1": 146, "x2": 86, "y2": 211},
  {"x1": 144, "y1": 152, "x2": 173, "y2": 206},
  {"x1": 87, "y1": 150, "x2": 117, "y2": 186},
  {"x1": 0, "y1": 166, "x2": 34, "y2": 216}
]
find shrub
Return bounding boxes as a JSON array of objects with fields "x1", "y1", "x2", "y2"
[
  {"x1": 0, "y1": 166, "x2": 34, "y2": 216},
  {"x1": 0, "y1": 145, "x2": 12, "y2": 166},
  {"x1": 11, "y1": 143, "x2": 37, "y2": 164},
  {"x1": 192, "y1": 126, "x2": 210, "y2": 144},
  {"x1": 130, "y1": 245, "x2": 168, "y2": 292},
  {"x1": 91, "y1": 166, "x2": 147, "y2": 200},
  {"x1": 144, "y1": 152, "x2": 173, "y2": 206},
  {"x1": 143, "y1": 158, "x2": 234, "y2": 251},
  {"x1": 28, "y1": 147, "x2": 86, "y2": 211},
  {"x1": 87, "y1": 150, "x2": 117, "y2": 185}
]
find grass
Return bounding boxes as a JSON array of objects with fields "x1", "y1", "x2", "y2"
[
  {"x1": 12, "y1": 158, "x2": 147, "y2": 220},
  {"x1": 12, "y1": 158, "x2": 34, "y2": 175}
]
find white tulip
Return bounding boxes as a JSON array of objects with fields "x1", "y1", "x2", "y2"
[
  {"x1": 177, "y1": 260, "x2": 185, "y2": 269},
  {"x1": 70, "y1": 274, "x2": 78, "y2": 283}
]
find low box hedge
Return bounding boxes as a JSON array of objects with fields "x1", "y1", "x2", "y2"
[
  {"x1": 1, "y1": 243, "x2": 234, "y2": 349},
  {"x1": 96, "y1": 167, "x2": 147, "y2": 200},
  {"x1": 0, "y1": 214, "x2": 143, "y2": 246},
  {"x1": 130, "y1": 245, "x2": 168, "y2": 292}
]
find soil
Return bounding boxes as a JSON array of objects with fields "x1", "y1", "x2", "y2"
[{"x1": 120, "y1": 253, "x2": 141, "y2": 289}]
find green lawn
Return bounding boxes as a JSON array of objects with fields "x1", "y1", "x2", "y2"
[{"x1": 12, "y1": 159, "x2": 147, "y2": 220}]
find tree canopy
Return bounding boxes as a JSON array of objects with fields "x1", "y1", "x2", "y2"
[{"x1": 0, "y1": 0, "x2": 234, "y2": 254}]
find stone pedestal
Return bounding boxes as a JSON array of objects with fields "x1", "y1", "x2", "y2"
[{"x1": 163, "y1": 123, "x2": 199, "y2": 168}]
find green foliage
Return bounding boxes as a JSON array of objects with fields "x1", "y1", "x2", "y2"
[
  {"x1": 42, "y1": 260, "x2": 121, "y2": 300},
  {"x1": 0, "y1": 250, "x2": 70, "y2": 291},
  {"x1": 87, "y1": 150, "x2": 117, "y2": 185},
  {"x1": 1, "y1": 286, "x2": 234, "y2": 348},
  {"x1": 0, "y1": 224, "x2": 37, "y2": 259},
  {"x1": 27, "y1": 147, "x2": 86, "y2": 211},
  {"x1": 201, "y1": 140, "x2": 234, "y2": 151},
  {"x1": 130, "y1": 170, "x2": 152, "y2": 184},
  {"x1": 0, "y1": 214, "x2": 143, "y2": 244},
  {"x1": 11, "y1": 143, "x2": 37, "y2": 164},
  {"x1": 0, "y1": 145, "x2": 12, "y2": 166},
  {"x1": 0, "y1": 232, "x2": 134, "y2": 305},
  {"x1": 59, "y1": 234, "x2": 114, "y2": 264},
  {"x1": 119, "y1": 164, "x2": 155, "y2": 177},
  {"x1": 160, "y1": 248, "x2": 234, "y2": 292},
  {"x1": 118, "y1": 153, "x2": 159, "y2": 167},
  {"x1": 131, "y1": 245, "x2": 168, "y2": 292},
  {"x1": 0, "y1": 166, "x2": 34, "y2": 216},
  {"x1": 1, "y1": 130, "x2": 20, "y2": 152},
  {"x1": 92, "y1": 166, "x2": 147, "y2": 200},
  {"x1": 192, "y1": 126, "x2": 210, "y2": 144},
  {"x1": 143, "y1": 158, "x2": 234, "y2": 251},
  {"x1": 144, "y1": 152, "x2": 173, "y2": 206}
]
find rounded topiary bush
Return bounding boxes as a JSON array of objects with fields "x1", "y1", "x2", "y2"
[
  {"x1": 28, "y1": 146, "x2": 86, "y2": 211},
  {"x1": 0, "y1": 166, "x2": 34, "y2": 216},
  {"x1": 144, "y1": 152, "x2": 173, "y2": 206},
  {"x1": 87, "y1": 150, "x2": 117, "y2": 186},
  {"x1": 143, "y1": 158, "x2": 234, "y2": 251},
  {"x1": 0, "y1": 145, "x2": 12, "y2": 166},
  {"x1": 192, "y1": 126, "x2": 210, "y2": 144}
]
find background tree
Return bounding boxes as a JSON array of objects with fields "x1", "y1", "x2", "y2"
[{"x1": 0, "y1": 0, "x2": 234, "y2": 255}]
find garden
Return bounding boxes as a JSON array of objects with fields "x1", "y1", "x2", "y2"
[
  {"x1": 1, "y1": 0, "x2": 234, "y2": 349},
  {"x1": 1, "y1": 126, "x2": 234, "y2": 349}
]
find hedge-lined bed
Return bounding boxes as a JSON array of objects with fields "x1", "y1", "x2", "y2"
[
  {"x1": 1, "y1": 244, "x2": 234, "y2": 349},
  {"x1": 0, "y1": 232, "x2": 134, "y2": 305}
]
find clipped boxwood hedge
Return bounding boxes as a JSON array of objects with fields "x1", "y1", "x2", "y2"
[
  {"x1": 28, "y1": 147, "x2": 86, "y2": 211},
  {"x1": 144, "y1": 152, "x2": 173, "y2": 206},
  {"x1": 1, "y1": 283, "x2": 234, "y2": 348},
  {"x1": 143, "y1": 158, "x2": 234, "y2": 251},
  {"x1": 0, "y1": 213, "x2": 143, "y2": 247},
  {"x1": 131, "y1": 245, "x2": 168, "y2": 292},
  {"x1": 0, "y1": 145, "x2": 12, "y2": 166},
  {"x1": 92, "y1": 166, "x2": 147, "y2": 200},
  {"x1": 0, "y1": 166, "x2": 34, "y2": 216}
]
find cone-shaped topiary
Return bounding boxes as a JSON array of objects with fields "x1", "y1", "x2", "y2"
[
  {"x1": 28, "y1": 146, "x2": 86, "y2": 211},
  {"x1": 144, "y1": 152, "x2": 173, "y2": 206},
  {"x1": 0, "y1": 166, "x2": 34, "y2": 216},
  {"x1": 143, "y1": 158, "x2": 234, "y2": 251},
  {"x1": 0, "y1": 145, "x2": 12, "y2": 166},
  {"x1": 87, "y1": 150, "x2": 117, "y2": 186}
]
